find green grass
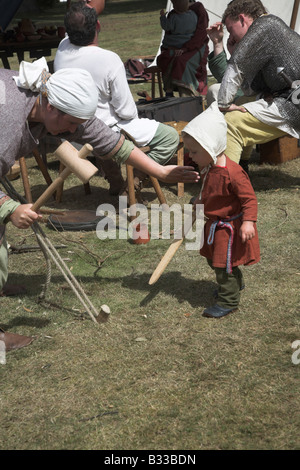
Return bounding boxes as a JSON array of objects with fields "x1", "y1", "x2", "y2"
[
  {"x1": 1, "y1": 0, "x2": 300, "y2": 451},
  {"x1": 3, "y1": 0, "x2": 165, "y2": 99}
]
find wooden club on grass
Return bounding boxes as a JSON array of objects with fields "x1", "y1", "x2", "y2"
[{"x1": 148, "y1": 211, "x2": 197, "y2": 285}]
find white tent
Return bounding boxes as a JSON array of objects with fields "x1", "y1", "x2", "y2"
[
  {"x1": 165, "y1": 0, "x2": 300, "y2": 32},
  {"x1": 155, "y1": 0, "x2": 300, "y2": 63}
]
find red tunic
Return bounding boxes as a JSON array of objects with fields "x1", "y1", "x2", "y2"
[{"x1": 199, "y1": 158, "x2": 260, "y2": 268}]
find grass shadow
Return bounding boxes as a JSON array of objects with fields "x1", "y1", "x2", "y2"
[
  {"x1": 1, "y1": 316, "x2": 51, "y2": 331},
  {"x1": 249, "y1": 164, "x2": 300, "y2": 191},
  {"x1": 120, "y1": 271, "x2": 216, "y2": 308}
]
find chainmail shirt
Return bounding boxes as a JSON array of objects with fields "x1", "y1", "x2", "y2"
[{"x1": 218, "y1": 14, "x2": 300, "y2": 135}]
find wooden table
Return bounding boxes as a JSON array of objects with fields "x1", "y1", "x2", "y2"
[{"x1": 0, "y1": 36, "x2": 61, "y2": 69}]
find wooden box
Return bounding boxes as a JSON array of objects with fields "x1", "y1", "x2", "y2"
[{"x1": 260, "y1": 136, "x2": 300, "y2": 164}]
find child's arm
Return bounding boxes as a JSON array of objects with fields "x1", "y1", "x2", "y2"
[
  {"x1": 230, "y1": 165, "x2": 258, "y2": 243},
  {"x1": 160, "y1": 12, "x2": 169, "y2": 31}
]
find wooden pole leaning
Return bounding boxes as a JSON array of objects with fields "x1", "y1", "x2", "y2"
[
  {"x1": 149, "y1": 211, "x2": 197, "y2": 285},
  {"x1": 28, "y1": 141, "x2": 104, "y2": 324}
]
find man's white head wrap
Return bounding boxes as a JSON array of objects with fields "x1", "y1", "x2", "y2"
[
  {"x1": 182, "y1": 102, "x2": 227, "y2": 164},
  {"x1": 13, "y1": 57, "x2": 98, "y2": 120}
]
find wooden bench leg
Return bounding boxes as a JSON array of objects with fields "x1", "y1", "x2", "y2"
[
  {"x1": 126, "y1": 164, "x2": 167, "y2": 220},
  {"x1": 126, "y1": 164, "x2": 137, "y2": 221},
  {"x1": 157, "y1": 70, "x2": 163, "y2": 98},
  {"x1": 149, "y1": 176, "x2": 167, "y2": 205},
  {"x1": 32, "y1": 147, "x2": 53, "y2": 187},
  {"x1": 55, "y1": 162, "x2": 91, "y2": 203},
  {"x1": 19, "y1": 156, "x2": 33, "y2": 203},
  {"x1": 177, "y1": 142, "x2": 184, "y2": 197}
]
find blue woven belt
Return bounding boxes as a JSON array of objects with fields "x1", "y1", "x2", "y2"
[{"x1": 207, "y1": 213, "x2": 242, "y2": 273}]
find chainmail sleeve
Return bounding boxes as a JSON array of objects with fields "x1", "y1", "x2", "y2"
[{"x1": 218, "y1": 14, "x2": 300, "y2": 133}]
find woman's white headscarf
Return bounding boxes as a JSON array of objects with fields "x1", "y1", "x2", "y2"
[
  {"x1": 182, "y1": 102, "x2": 227, "y2": 163},
  {"x1": 13, "y1": 57, "x2": 98, "y2": 120}
]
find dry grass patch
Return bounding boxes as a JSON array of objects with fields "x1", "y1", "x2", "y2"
[
  {"x1": 0, "y1": 0, "x2": 299, "y2": 451},
  {"x1": 0, "y1": 152, "x2": 299, "y2": 450}
]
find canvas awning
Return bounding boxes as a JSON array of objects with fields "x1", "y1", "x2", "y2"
[{"x1": 165, "y1": 0, "x2": 300, "y2": 32}]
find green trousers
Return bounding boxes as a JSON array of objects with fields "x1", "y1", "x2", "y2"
[
  {"x1": 207, "y1": 259, "x2": 244, "y2": 309},
  {"x1": 146, "y1": 122, "x2": 179, "y2": 164}
]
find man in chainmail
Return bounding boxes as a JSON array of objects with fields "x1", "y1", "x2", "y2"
[{"x1": 217, "y1": 0, "x2": 300, "y2": 172}]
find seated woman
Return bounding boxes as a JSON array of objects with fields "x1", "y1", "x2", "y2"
[{"x1": 157, "y1": 1, "x2": 209, "y2": 97}]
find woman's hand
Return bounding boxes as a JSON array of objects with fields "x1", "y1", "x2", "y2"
[
  {"x1": 159, "y1": 165, "x2": 200, "y2": 184},
  {"x1": 8, "y1": 204, "x2": 42, "y2": 229},
  {"x1": 127, "y1": 148, "x2": 200, "y2": 184}
]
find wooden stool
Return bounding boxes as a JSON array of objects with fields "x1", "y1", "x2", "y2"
[
  {"x1": 144, "y1": 65, "x2": 164, "y2": 99},
  {"x1": 52, "y1": 140, "x2": 91, "y2": 203},
  {"x1": 19, "y1": 145, "x2": 91, "y2": 204},
  {"x1": 19, "y1": 147, "x2": 53, "y2": 203},
  {"x1": 130, "y1": 56, "x2": 164, "y2": 99},
  {"x1": 164, "y1": 121, "x2": 188, "y2": 197},
  {"x1": 126, "y1": 143, "x2": 167, "y2": 221},
  {"x1": 260, "y1": 136, "x2": 300, "y2": 164},
  {"x1": 126, "y1": 163, "x2": 167, "y2": 221},
  {"x1": 55, "y1": 160, "x2": 91, "y2": 203}
]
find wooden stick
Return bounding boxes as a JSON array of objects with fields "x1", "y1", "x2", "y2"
[
  {"x1": 126, "y1": 164, "x2": 137, "y2": 221},
  {"x1": 39, "y1": 208, "x2": 66, "y2": 215},
  {"x1": 149, "y1": 175, "x2": 167, "y2": 205},
  {"x1": 31, "y1": 143, "x2": 93, "y2": 212},
  {"x1": 149, "y1": 211, "x2": 196, "y2": 285}
]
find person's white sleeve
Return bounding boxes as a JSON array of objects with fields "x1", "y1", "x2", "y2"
[{"x1": 110, "y1": 63, "x2": 138, "y2": 121}]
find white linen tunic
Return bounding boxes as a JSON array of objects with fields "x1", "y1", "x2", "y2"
[{"x1": 54, "y1": 38, "x2": 159, "y2": 147}]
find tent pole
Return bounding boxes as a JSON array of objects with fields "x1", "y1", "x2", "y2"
[{"x1": 290, "y1": 0, "x2": 300, "y2": 29}]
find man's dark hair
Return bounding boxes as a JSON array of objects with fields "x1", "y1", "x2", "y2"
[
  {"x1": 222, "y1": 0, "x2": 268, "y2": 23},
  {"x1": 64, "y1": 1, "x2": 98, "y2": 46}
]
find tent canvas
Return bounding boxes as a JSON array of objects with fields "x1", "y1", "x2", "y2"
[{"x1": 165, "y1": 0, "x2": 300, "y2": 33}]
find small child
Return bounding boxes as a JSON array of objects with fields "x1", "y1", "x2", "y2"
[
  {"x1": 182, "y1": 103, "x2": 260, "y2": 318},
  {"x1": 160, "y1": 0, "x2": 198, "y2": 50}
]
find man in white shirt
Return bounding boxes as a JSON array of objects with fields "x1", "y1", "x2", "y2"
[{"x1": 54, "y1": 1, "x2": 179, "y2": 194}]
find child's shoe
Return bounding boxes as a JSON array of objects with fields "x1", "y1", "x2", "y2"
[{"x1": 203, "y1": 304, "x2": 237, "y2": 318}]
